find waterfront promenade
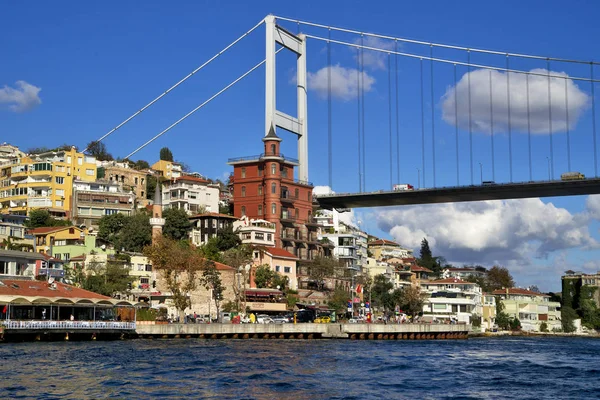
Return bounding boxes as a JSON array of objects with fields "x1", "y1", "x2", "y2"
[{"x1": 136, "y1": 322, "x2": 470, "y2": 340}]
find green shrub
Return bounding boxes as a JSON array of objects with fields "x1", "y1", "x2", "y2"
[{"x1": 539, "y1": 321, "x2": 549, "y2": 332}]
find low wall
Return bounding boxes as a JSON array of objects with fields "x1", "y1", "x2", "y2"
[{"x1": 136, "y1": 323, "x2": 470, "y2": 340}]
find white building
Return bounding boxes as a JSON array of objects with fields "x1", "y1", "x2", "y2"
[
  {"x1": 316, "y1": 210, "x2": 368, "y2": 271},
  {"x1": 72, "y1": 180, "x2": 135, "y2": 228},
  {"x1": 162, "y1": 175, "x2": 219, "y2": 215},
  {"x1": 442, "y1": 267, "x2": 486, "y2": 280},
  {"x1": 233, "y1": 216, "x2": 276, "y2": 247},
  {"x1": 421, "y1": 278, "x2": 483, "y2": 324}
]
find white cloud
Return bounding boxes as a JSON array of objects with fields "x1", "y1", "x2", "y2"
[
  {"x1": 441, "y1": 68, "x2": 589, "y2": 134},
  {"x1": 0, "y1": 80, "x2": 42, "y2": 112},
  {"x1": 585, "y1": 194, "x2": 600, "y2": 219},
  {"x1": 354, "y1": 36, "x2": 397, "y2": 71},
  {"x1": 313, "y1": 185, "x2": 360, "y2": 228},
  {"x1": 375, "y1": 198, "x2": 597, "y2": 267},
  {"x1": 307, "y1": 64, "x2": 375, "y2": 101}
]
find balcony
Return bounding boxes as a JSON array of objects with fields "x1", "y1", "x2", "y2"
[
  {"x1": 280, "y1": 213, "x2": 296, "y2": 223},
  {"x1": 37, "y1": 268, "x2": 65, "y2": 278},
  {"x1": 227, "y1": 153, "x2": 299, "y2": 165},
  {"x1": 280, "y1": 192, "x2": 297, "y2": 203},
  {"x1": 27, "y1": 197, "x2": 53, "y2": 208}
]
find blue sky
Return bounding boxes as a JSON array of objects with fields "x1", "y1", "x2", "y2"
[{"x1": 2, "y1": 1, "x2": 600, "y2": 291}]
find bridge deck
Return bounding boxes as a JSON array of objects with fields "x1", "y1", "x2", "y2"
[{"x1": 316, "y1": 179, "x2": 600, "y2": 209}]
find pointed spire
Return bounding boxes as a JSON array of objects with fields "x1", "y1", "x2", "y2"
[
  {"x1": 263, "y1": 123, "x2": 282, "y2": 142},
  {"x1": 154, "y1": 181, "x2": 162, "y2": 206}
]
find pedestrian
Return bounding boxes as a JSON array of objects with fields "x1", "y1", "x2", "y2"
[{"x1": 70, "y1": 314, "x2": 74, "y2": 321}]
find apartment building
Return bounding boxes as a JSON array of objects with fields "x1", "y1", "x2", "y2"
[
  {"x1": 227, "y1": 127, "x2": 323, "y2": 261},
  {"x1": 562, "y1": 270, "x2": 600, "y2": 308},
  {"x1": 189, "y1": 212, "x2": 237, "y2": 246},
  {"x1": 151, "y1": 160, "x2": 182, "y2": 179},
  {"x1": 422, "y1": 278, "x2": 482, "y2": 324},
  {"x1": 71, "y1": 180, "x2": 135, "y2": 229},
  {"x1": 368, "y1": 239, "x2": 413, "y2": 261},
  {"x1": 493, "y1": 288, "x2": 561, "y2": 332},
  {"x1": 162, "y1": 175, "x2": 219, "y2": 215},
  {"x1": 0, "y1": 249, "x2": 45, "y2": 279},
  {"x1": 100, "y1": 161, "x2": 149, "y2": 207},
  {"x1": 0, "y1": 147, "x2": 97, "y2": 217},
  {"x1": 232, "y1": 216, "x2": 277, "y2": 247}
]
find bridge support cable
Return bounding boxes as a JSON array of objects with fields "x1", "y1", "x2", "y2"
[
  {"x1": 304, "y1": 35, "x2": 600, "y2": 83},
  {"x1": 420, "y1": 58, "x2": 426, "y2": 188},
  {"x1": 278, "y1": 16, "x2": 600, "y2": 66},
  {"x1": 124, "y1": 49, "x2": 283, "y2": 160},
  {"x1": 84, "y1": 18, "x2": 265, "y2": 153},
  {"x1": 388, "y1": 54, "x2": 393, "y2": 190},
  {"x1": 489, "y1": 69, "x2": 496, "y2": 182},
  {"x1": 547, "y1": 60, "x2": 555, "y2": 180},
  {"x1": 395, "y1": 40, "x2": 400, "y2": 185},
  {"x1": 430, "y1": 45, "x2": 436, "y2": 188},
  {"x1": 454, "y1": 64, "x2": 460, "y2": 186},
  {"x1": 526, "y1": 73, "x2": 533, "y2": 181},
  {"x1": 593, "y1": 64, "x2": 598, "y2": 177},
  {"x1": 506, "y1": 56, "x2": 514, "y2": 182},
  {"x1": 468, "y1": 51, "x2": 473, "y2": 185},
  {"x1": 327, "y1": 28, "x2": 333, "y2": 190},
  {"x1": 361, "y1": 34, "x2": 366, "y2": 191},
  {"x1": 356, "y1": 48, "x2": 362, "y2": 192},
  {"x1": 565, "y1": 76, "x2": 571, "y2": 172}
]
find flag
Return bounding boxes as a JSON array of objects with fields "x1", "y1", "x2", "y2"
[
  {"x1": 2, "y1": 305, "x2": 6, "y2": 314},
  {"x1": 355, "y1": 284, "x2": 362, "y2": 294}
]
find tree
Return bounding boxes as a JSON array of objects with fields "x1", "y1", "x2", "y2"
[
  {"x1": 163, "y1": 208, "x2": 191, "y2": 241},
  {"x1": 509, "y1": 317, "x2": 521, "y2": 331},
  {"x1": 371, "y1": 274, "x2": 394, "y2": 311},
  {"x1": 146, "y1": 175, "x2": 158, "y2": 200},
  {"x1": 561, "y1": 306, "x2": 578, "y2": 333},
  {"x1": 398, "y1": 286, "x2": 427, "y2": 318},
  {"x1": 199, "y1": 237, "x2": 223, "y2": 263},
  {"x1": 216, "y1": 225, "x2": 241, "y2": 251},
  {"x1": 98, "y1": 213, "x2": 127, "y2": 245},
  {"x1": 159, "y1": 147, "x2": 174, "y2": 162},
  {"x1": 486, "y1": 266, "x2": 515, "y2": 291},
  {"x1": 254, "y1": 264, "x2": 274, "y2": 288},
  {"x1": 85, "y1": 140, "x2": 113, "y2": 161},
  {"x1": 25, "y1": 209, "x2": 71, "y2": 228},
  {"x1": 328, "y1": 287, "x2": 351, "y2": 315},
  {"x1": 306, "y1": 256, "x2": 339, "y2": 291},
  {"x1": 116, "y1": 213, "x2": 151, "y2": 252},
  {"x1": 81, "y1": 258, "x2": 133, "y2": 297},
  {"x1": 132, "y1": 159, "x2": 150, "y2": 170},
  {"x1": 144, "y1": 236, "x2": 209, "y2": 321},
  {"x1": 222, "y1": 245, "x2": 253, "y2": 311},
  {"x1": 495, "y1": 296, "x2": 511, "y2": 330},
  {"x1": 417, "y1": 238, "x2": 441, "y2": 276},
  {"x1": 200, "y1": 262, "x2": 225, "y2": 322},
  {"x1": 419, "y1": 238, "x2": 432, "y2": 260}
]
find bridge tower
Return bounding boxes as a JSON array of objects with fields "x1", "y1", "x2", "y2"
[{"x1": 264, "y1": 15, "x2": 308, "y2": 182}]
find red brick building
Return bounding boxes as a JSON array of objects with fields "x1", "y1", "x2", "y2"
[{"x1": 228, "y1": 128, "x2": 322, "y2": 260}]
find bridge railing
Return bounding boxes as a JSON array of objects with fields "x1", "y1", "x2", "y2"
[{"x1": 2, "y1": 320, "x2": 136, "y2": 330}]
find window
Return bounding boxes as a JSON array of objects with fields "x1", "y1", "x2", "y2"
[
  {"x1": 308, "y1": 191, "x2": 312, "y2": 201},
  {"x1": 67, "y1": 156, "x2": 72, "y2": 164},
  {"x1": 258, "y1": 166, "x2": 263, "y2": 177},
  {"x1": 212, "y1": 220, "x2": 217, "y2": 228},
  {"x1": 204, "y1": 220, "x2": 208, "y2": 228},
  {"x1": 78, "y1": 158, "x2": 83, "y2": 165},
  {"x1": 295, "y1": 188, "x2": 299, "y2": 198},
  {"x1": 55, "y1": 177, "x2": 64, "y2": 184},
  {"x1": 55, "y1": 200, "x2": 63, "y2": 207},
  {"x1": 258, "y1": 185, "x2": 263, "y2": 195},
  {"x1": 241, "y1": 206, "x2": 246, "y2": 216},
  {"x1": 134, "y1": 177, "x2": 139, "y2": 185},
  {"x1": 189, "y1": 191, "x2": 197, "y2": 199},
  {"x1": 63, "y1": 253, "x2": 70, "y2": 261},
  {"x1": 137, "y1": 264, "x2": 145, "y2": 271},
  {"x1": 140, "y1": 277, "x2": 149, "y2": 284},
  {"x1": 86, "y1": 169, "x2": 94, "y2": 176},
  {"x1": 271, "y1": 163, "x2": 276, "y2": 175},
  {"x1": 271, "y1": 183, "x2": 276, "y2": 194},
  {"x1": 270, "y1": 144, "x2": 276, "y2": 155},
  {"x1": 284, "y1": 266, "x2": 291, "y2": 273},
  {"x1": 241, "y1": 167, "x2": 246, "y2": 178},
  {"x1": 258, "y1": 205, "x2": 263, "y2": 215},
  {"x1": 0, "y1": 260, "x2": 8, "y2": 274},
  {"x1": 241, "y1": 186, "x2": 246, "y2": 197},
  {"x1": 267, "y1": 234, "x2": 272, "y2": 241},
  {"x1": 276, "y1": 265, "x2": 281, "y2": 272},
  {"x1": 56, "y1": 189, "x2": 64, "y2": 197},
  {"x1": 271, "y1": 203, "x2": 276, "y2": 215}
]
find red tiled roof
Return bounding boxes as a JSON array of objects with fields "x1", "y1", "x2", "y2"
[
  {"x1": 69, "y1": 255, "x2": 86, "y2": 262},
  {"x1": 492, "y1": 288, "x2": 549, "y2": 297},
  {"x1": 428, "y1": 278, "x2": 475, "y2": 285},
  {"x1": 0, "y1": 279, "x2": 110, "y2": 300},
  {"x1": 28, "y1": 227, "x2": 69, "y2": 235},
  {"x1": 40, "y1": 253, "x2": 63, "y2": 263},
  {"x1": 172, "y1": 175, "x2": 209, "y2": 184},
  {"x1": 265, "y1": 248, "x2": 298, "y2": 260},
  {"x1": 410, "y1": 265, "x2": 433, "y2": 273},
  {"x1": 212, "y1": 261, "x2": 235, "y2": 271},
  {"x1": 368, "y1": 239, "x2": 399, "y2": 247}
]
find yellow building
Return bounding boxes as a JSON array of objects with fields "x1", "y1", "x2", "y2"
[
  {"x1": 482, "y1": 293, "x2": 497, "y2": 331},
  {"x1": 151, "y1": 160, "x2": 182, "y2": 179},
  {"x1": 0, "y1": 147, "x2": 97, "y2": 217},
  {"x1": 29, "y1": 226, "x2": 87, "y2": 257}
]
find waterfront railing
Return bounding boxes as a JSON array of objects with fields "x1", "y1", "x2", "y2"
[{"x1": 3, "y1": 320, "x2": 136, "y2": 330}]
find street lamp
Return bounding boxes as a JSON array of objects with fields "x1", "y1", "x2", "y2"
[{"x1": 478, "y1": 162, "x2": 483, "y2": 184}]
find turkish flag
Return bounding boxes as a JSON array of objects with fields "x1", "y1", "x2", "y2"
[{"x1": 2, "y1": 305, "x2": 7, "y2": 313}]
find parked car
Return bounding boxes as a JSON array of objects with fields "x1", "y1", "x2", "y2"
[
  {"x1": 256, "y1": 314, "x2": 274, "y2": 324},
  {"x1": 314, "y1": 316, "x2": 331, "y2": 324},
  {"x1": 271, "y1": 316, "x2": 288, "y2": 324}
]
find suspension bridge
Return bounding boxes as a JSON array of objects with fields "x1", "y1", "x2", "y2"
[{"x1": 84, "y1": 15, "x2": 600, "y2": 210}]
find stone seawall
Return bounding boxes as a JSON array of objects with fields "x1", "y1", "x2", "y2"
[{"x1": 136, "y1": 323, "x2": 470, "y2": 340}]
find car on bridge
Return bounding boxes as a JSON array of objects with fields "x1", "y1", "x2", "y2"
[{"x1": 561, "y1": 171, "x2": 585, "y2": 181}]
